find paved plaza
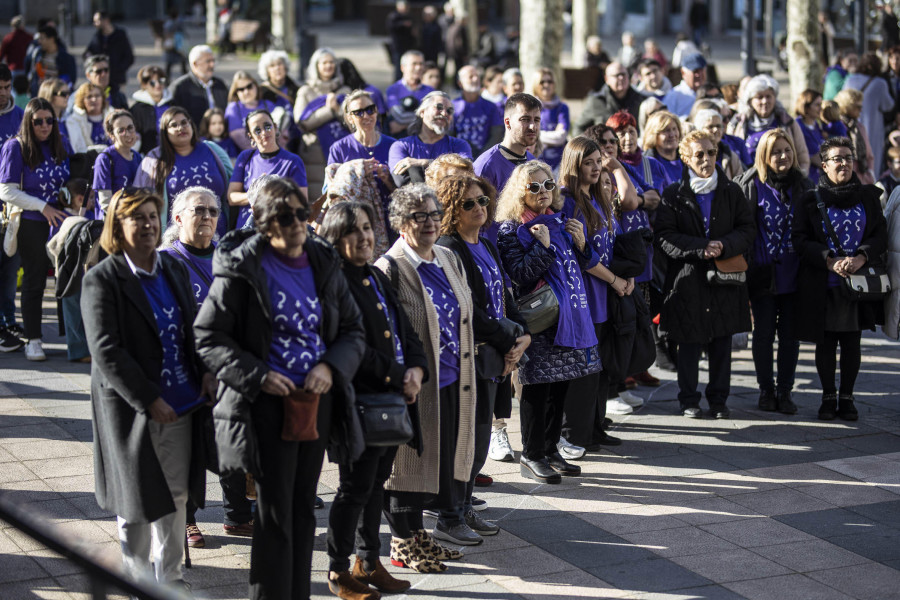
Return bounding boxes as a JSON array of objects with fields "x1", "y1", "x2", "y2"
[{"x1": 2, "y1": 17, "x2": 900, "y2": 600}]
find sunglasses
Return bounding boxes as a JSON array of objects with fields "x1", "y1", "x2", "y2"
[
  {"x1": 54, "y1": 90, "x2": 71, "y2": 98},
  {"x1": 251, "y1": 122, "x2": 275, "y2": 136},
  {"x1": 32, "y1": 117, "x2": 55, "y2": 127},
  {"x1": 462, "y1": 196, "x2": 490, "y2": 211},
  {"x1": 432, "y1": 103, "x2": 454, "y2": 116},
  {"x1": 275, "y1": 206, "x2": 311, "y2": 227},
  {"x1": 190, "y1": 206, "x2": 220, "y2": 218},
  {"x1": 147, "y1": 79, "x2": 166, "y2": 88},
  {"x1": 236, "y1": 83, "x2": 256, "y2": 93},
  {"x1": 525, "y1": 179, "x2": 556, "y2": 194},
  {"x1": 692, "y1": 149, "x2": 718, "y2": 160},
  {"x1": 349, "y1": 104, "x2": 377, "y2": 118},
  {"x1": 407, "y1": 210, "x2": 444, "y2": 223},
  {"x1": 91, "y1": 67, "x2": 109, "y2": 75}
]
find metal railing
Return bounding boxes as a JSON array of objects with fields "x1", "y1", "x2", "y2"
[{"x1": 0, "y1": 492, "x2": 187, "y2": 600}]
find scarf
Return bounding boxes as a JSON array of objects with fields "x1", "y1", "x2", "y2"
[
  {"x1": 620, "y1": 147, "x2": 643, "y2": 167},
  {"x1": 749, "y1": 111, "x2": 777, "y2": 133},
  {"x1": 766, "y1": 168, "x2": 798, "y2": 194},
  {"x1": 817, "y1": 172, "x2": 862, "y2": 209},
  {"x1": 689, "y1": 169, "x2": 718, "y2": 195}
]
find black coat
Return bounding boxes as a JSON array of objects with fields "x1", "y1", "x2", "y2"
[
  {"x1": 84, "y1": 26, "x2": 134, "y2": 88},
  {"x1": 437, "y1": 232, "x2": 529, "y2": 354},
  {"x1": 81, "y1": 252, "x2": 208, "y2": 523},
  {"x1": 130, "y1": 100, "x2": 164, "y2": 153},
  {"x1": 573, "y1": 85, "x2": 648, "y2": 136},
  {"x1": 193, "y1": 230, "x2": 366, "y2": 475},
  {"x1": 792, "y1": 182, "x2": 888, "y2": 343},
  {"x1": 655, "y1": 167, "x2": 756, "y2": 343},
  {"x1": 169, "y1": 72, "x2": 229, "y2": 128}
]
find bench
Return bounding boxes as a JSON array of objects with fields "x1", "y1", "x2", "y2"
[
  {"x1": 230, "y1": 19, "x2": 269, "y2": 53},
  {"x1": 562, "y1": 66, "x2": 601, "y2": 99}
]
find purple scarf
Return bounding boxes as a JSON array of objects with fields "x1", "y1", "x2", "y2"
[{"x1": 299, "y1": 94, "x2": 350, "y2": 155}]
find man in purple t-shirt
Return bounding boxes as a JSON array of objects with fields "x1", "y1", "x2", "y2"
[
  {"x1": 385, "y1": 50, "x2": 434, "y2": 135},
  {"x1": 452, "y1": 66, "x2": 503, "y2": 157},
  {"x1": 473, "y1": 92, "x2": 542, "y2": 197}
]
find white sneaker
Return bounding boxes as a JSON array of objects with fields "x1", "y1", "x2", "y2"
[
  {"x1": 556, "y1": 436, "x2": 585, "y2": 460},
  {"x1": 25, "y1": 339, "x2": 46, "y2": 362},
  {"x1": 607, "y1": 397, "x2": 634, "y2": 415},
  {"x1": 619, "y1": 390, "x2": 644, "y2": 407},
  {"x1": 488, "y1": 427, "x2": 515, "y2": 462}
]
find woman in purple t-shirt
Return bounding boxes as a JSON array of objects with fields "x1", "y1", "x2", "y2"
[
  {"x1": 224, "y1": 71, "x2": 276, "y2": 154},
  {"x1": 94, "y1": 109, "x2": 142, "y2": 217}
]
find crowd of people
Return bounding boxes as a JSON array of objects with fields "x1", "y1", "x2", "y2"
[{"x1": 1, "y1": 7, "x2": 899, "y2": 600}]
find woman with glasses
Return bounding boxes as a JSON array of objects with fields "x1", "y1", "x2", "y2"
[
  {"x1": 194, "y1": 177, "x2": 365, "y2": 600},
  {"x1": 134, "y1": 107, "x2": 230, "y2": 236},
  {"x1": 692, "y1": 107, "x2": 745, "y2": 181},
  {"x1": 81, "y1": 187, "x2": 214, "y2": 589},
  {"x1": 373, "y1": 183, "x2": 476, "y2": 570},
  {"x1": 793, "y1": 137, "x2": 887, "y2": 421},
  {"x1": 656, "y1": 130, "x2": 755, "y2": 419},
  {"x1": 735, "y1": 129, "x2": 813, "y2": 415},
  {"x1": 93, "y1": 109, "x2": 142, "y2": 217},
  {"x1": 225, "y1": 71, "x2": 276, "y2": 154},
  {"x1": 37, "y1": 78, "x2": 71, "y2": 139},
  {"x1": 496, "y1": 160, "x2": 601, "y2": 484},
  {"x1": 227, "y1": 109, "x2": 307, "y2": 230},
  {"x1": 434, "y1": 174, "x2": 531, "y2": 543},
  {"x1": 0, "y1": 97, "x2": 72, "y2": 361},
  {"x1": 66, "y1": 82, "x2": 110, "y2": 153},
  {"x1": 531, "y1": 68, "x2": 569, "y2": 174},
  {"x1": 130, "y1": 65, "x2": 172, "y2": 153}
]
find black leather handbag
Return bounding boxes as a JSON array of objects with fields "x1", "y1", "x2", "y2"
[{"x1": 355, "y1": 393, "x2": 414, "y2": 447}]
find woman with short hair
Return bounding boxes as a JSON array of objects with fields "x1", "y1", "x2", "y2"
[
  {"x1": 794, "y1": 89, "x2": 827, "y2": 185},
  {"x1": 130, "y1": 65, "x2": 172, "y2": 153},
  {"x1": 258, "y1": 50, "x2": 300, "y2": 112},
  {"x1": 531, "y1": 68, "x2": 570, "y2": 173},
  {"x1": 642, "y1": 110, "x2": 685, "y2": 184},
  {"x1": 67, "y1": 82, "x2": 110, "y2": 153},
  {"x1": 93, "y1": 109, "x2": 142, "y2": 216},
  {"x1": 834, "y1": 88, "x2": 876, "y2": 184},
  {"x1": 224, "y1": 71, "x2": 276, "y2": 153}
]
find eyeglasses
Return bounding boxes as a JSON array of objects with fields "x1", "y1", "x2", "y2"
[
  {"x1": 32, "y1": 117, "x2": 55, "y2": 127},
  {"x1": 599, "y1": 137, "x2": 617, "y2": 146},
  {"x1": 349, "y1": 104, "x2": 377, "y2": 118},
  {"x1": 275, "y1": 206, "x2": 311, "y2": 227},
  {"x1": 540, "y1": 79, "x2": 554, "y2": 85},
  {"x1": 189, "y1": 206, "x2": 220, "y2": 218},
  {"x1": 462, "y1": 196, "x2": 490, "y2": 211},
  {"x1": 251, "y1": 122, "x2": 275, "y2": 136},
  {"x1": 236, "y1": 83, "x2": 256, "y2": 93},
  {"x1": 91, "y1": 67, "x2": 109, "y2": 75},
  {"x1": 692, "y1": 149, "x2": 718, "y2": 160},
  {"x1": 432, "y1": 103, "x2": 454, "y2": 116},
  {"x1": 826, "y1": 155, "x2": 853, "y2": 165},
  {"x1": 147, "y1": 79, "x2": 166, "y2": 88},
  {"x1": 407, "y1": 210, "x2": 444, "y2": 223},
  {"x1": 54, "y1": 90, "x2": 71, "y2": 98},
  {"x1": 525, "y1": 179, "x2": 556, "y2": 194},
  {"x1": 167, "y1": 118, "x2": 192, "y2": 130},
  {"x1": 114, "y1": 124, "x2": 136, "y2": 135}
]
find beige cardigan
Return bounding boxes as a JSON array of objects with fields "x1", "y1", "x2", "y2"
[{"x1": 375, "y1": 240, "x2": 476, "y2": 494}]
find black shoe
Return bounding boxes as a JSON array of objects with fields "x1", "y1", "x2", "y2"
[
  {"x1": 586, "y1": 431, "x2": 622, "y2": 447},
  {"x1": 837, "y1": 394, "x2": 859, "y2": 421},
  {"x1": 709, "y1": 406, "x2": 731, "y2": 419},
  {"x1": 602, "y1": 417, "x2": 613, "y2": 428},
  {"x1": 776, "y1": 389, "x2": 798, "y2": 415},
  {"x1": 0, "y1": 327, "x2": 24, "y2": 353},
  {"x1": 681, "y1": 406, "x2": 702, "y2": 418},
  {"x1": 315, "y1": 496, "x2": 325, "y2": 509},
  {"x1": 655, "y1": 347, "x2": 676, "y2": 371},
  {"x1": 520, "y1": 456, "x2": 562, "y2": 484},
  {"x1": 758, "y1": 389, "x2": 777, "y2": 412},
  {"x1": 545, "y1": 452, "x2": 581, "y2": 476},
  {"x1": 818, "y1": 393, "x2": 838, "y2": 420}
]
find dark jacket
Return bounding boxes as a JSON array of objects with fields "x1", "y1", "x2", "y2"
[
  {"x1": 735, "y1": 166, "x2": 814, "y2": 297},
  {"x1": 573, "y1": 85, "x2": 648, "y2": 136},
  {"x1": 169, "y1": 72, "x2": 229, "y2": 127},
  {"x1": 437, "y1": 232, "x2": 529, "y2": 355},
  {"x1": 193, "y1": 230, "x2": 366, "y2": 475},
  {"x1": 25, "y1": 42, "x2": 77, "y2": 97},
  {"x1": 655, "y1": 166, "x2": 756, "y2": 343},
  {"x1": 84, "y1": 26, "x2": 134, "y2": 88},
  {"x1": 81, "y1": 252, "x2": 208, "y2": 523},
  {"x1": 260, "y1": 76, "x2": 300, "y2": 108},
  {"x1": 129, "y1": 98, "x2": 167, "y2": 153},
  {"x1": 792, "y1": 181, "x2": 888, "y2": 343}
]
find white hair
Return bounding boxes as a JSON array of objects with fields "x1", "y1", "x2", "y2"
[
  {"x1": 416, "y1": 90, "x2": 451, "y2": 118},
  {"x1": 400, "y1": 50, "x2": 424, "y2": 67},
  {"x1": 693, "y1": 108, "x2": 723, "y2": 130},
  {"x1": 188, "y1": 45, "x2": 214, "y2": 66},
  {"x1": 741, "y1": 74, "x2": 780, "y2": 108},
  {"x1": 161, "y1": 186, "x2": 221, "y2": 247},
  {"x1": 502, "y1": 68, "x2": 522, "y2": 87},
  {"x1": 258, "y1": 50, "x2": 290, "y2": 83}
]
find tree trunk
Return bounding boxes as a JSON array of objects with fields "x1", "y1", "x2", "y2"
[
  {"x1": 451, "y1": 0, "x2": 479, "y2": 57},
  {"x1": 786, "y1": 0, "x2": 823, "y2": 105},
  {"x1": 572, "y1": 0, "x2": 598, "y2": 68},
  {"x1": 520, "y1": 0, "x2": 564, "y2": 90}
]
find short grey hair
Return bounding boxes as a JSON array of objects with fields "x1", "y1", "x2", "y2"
[
  {"x1": 501, "y1": 68, "x2": 522, "y2": 87},
  {"x1": 741, "y1": 74, "x2": 779, "y2": 107},
  {"x1": 415, "y1": 90, "x2": 451, "y2": 119},
  {"x1": 188, "y1": 45, "x2": 214, "y2": 66},
  {"x1": 388, "y1": 183, "x2": 438, "y2": 231},
  {"x1": 258, "y1": 50, "x2": 290, "y2": 83},
  {"x1": 692, "y1": 108, "x2": 722, "y2": 130},
  {"x1": 161, "y1": 186, "x2": 220, "y2": 247},
  {"x1": 400, "y1": 50, "x2": 424, "y2": 67}
]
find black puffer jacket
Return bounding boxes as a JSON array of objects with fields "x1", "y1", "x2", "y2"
[
  {"x1": 193, "y1": 229, "x2": 366, "y2": 475},
  {"x1": 655, "y1": 166, "x2": 756, "y2": 344}
]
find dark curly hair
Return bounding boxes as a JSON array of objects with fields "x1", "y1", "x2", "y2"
[{"x1": 435, "y1": 174, "x2": 497, "y2": 236}]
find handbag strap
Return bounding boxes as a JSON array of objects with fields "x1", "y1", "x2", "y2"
[
  {"x1": 171, "y1": 244, "x2": 214, "y2": 287},
  {"x1": 815, "y1": 190, "x2": 847, "y2": 257}
]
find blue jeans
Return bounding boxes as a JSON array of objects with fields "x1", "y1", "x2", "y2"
[
  {"x1": 61, "y1": 292, "x2": 89, "y2": 360},
  {"x1": 750, "y1": 292, "x2": 800, "y2": 393},
  {"x1": 0, "y1": 249, "x2": 20, "y2": 327}
]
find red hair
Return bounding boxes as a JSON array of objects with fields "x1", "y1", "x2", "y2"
[{"x1": 606, "y1": 110, "x2": 637, "y2": 133}]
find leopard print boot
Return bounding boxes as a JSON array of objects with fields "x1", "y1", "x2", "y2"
[
  {"x1": 389, "y1": 536, "x2": 447, "y2": 573},
  {"x1": 414, "y1": 529, "x2": 464, "y2": 561}
]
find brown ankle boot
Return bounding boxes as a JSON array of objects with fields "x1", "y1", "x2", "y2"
[
  {"x1": 328, "y1": 570, "x2": 381, "y2": 600},
  {"x1": 352, "y1": 556, "x2": 411, "y2": 593}
]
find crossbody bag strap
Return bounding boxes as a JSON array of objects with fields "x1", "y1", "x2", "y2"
[
  {"x1": 815, "y1": 190, "x2": 847, "y2": 257},
  {"x1": 171, "y1": 245, "x2": 214, "y2": 287}
]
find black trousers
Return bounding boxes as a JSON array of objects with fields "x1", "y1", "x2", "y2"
[
  {"x1": 519, "y1": 380, "x2": 572, "y2": 460},
  {"x1": 249, "y1": 392, "x2": 332, "y2": 600},
  {"x1": 815, "y1": 330, "x2": 862, "y2": 395},
  {"x1": 185, "y1": 469, "x2": 253, "y2": 527},
  {"x1": 493, "y1": 377, "x2": 512, "y2": 420},
  {"x1": 562, "y1": 369, "x2": 609, "y2": 447},
  {"x1": 326, "y1": 444, "x2": 398, "y2": 572},
  {"x1": 677, "y1": 336, "x2": 732, "y2": 409},
  {"x1": 16, "y1": 219, "x2": 51, "y2": 340}
]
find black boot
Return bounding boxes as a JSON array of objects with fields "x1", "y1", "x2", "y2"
[
  {"x1": 776, "y1": 389, "x2": 798, "y2": 415},
  {"x1": 652, "y1": 323, "x2": 676, "y2": 371},
  {"x1": 818, "y1": 393, "x2": 838, "y2": 420},
  {"x1": 837, "y1": 394, "x2": 859, "y2": 421},
  {"x1": 758, "y1": 389, "x2": 777, "y2": 411}
]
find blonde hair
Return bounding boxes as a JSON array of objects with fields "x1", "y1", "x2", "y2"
[
  {"x1": 100, "y1": 188, "x2": 165, "y2": 255},
  {"x1": 529, "y1": 67, "x2": 555, "y2": 97},
  {"x1": 834, "y1": 88, "x2": 863, "y2": 116},
  {"x1": 495, "y1": 160, "x2": 558, "y2": 223},
  {"x1": 642, "y1": 110, "x2": 682, "y2": 150},
  {"x1": 73, "y1": 82, "x2": 107, "y2": 112},
  {"x1": 678, "y1": 130, "x2": 715, "y2": 164},
  {"x1": 821, "y1": 100, "x2": 842, "y2": 123},
  {"x1": 424, "y1": 153, "x2": 473, "y2": 188},
  {"x1": 753, "y1": 129, "x2": 800, "y2": 183}
]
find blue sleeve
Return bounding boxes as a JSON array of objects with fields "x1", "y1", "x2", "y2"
[
  {"x1": 558, "y1": 103, "x2": 571, "y2": 132},
  {"x1": 93, "y1": 150, "x2": 111, "y2": 190},
  {"x1": 622, "y1": 162, "x2": 647, "y2": 194},
  {"x1": 326, "y1": 139, "x2": 342, "y2": 165},
  {"x1": 0, "y1": 138, "x2": 23, "y2": 184},
  {"x1": 224, "y1": 102, "x2": 244, "y2": 133},
  {"x1": 454, "y1": 137, "x2": 473, "y2": 159},
  {"x1": 291, "y1": 155, "x2": 308, "y2": 187},
  {"x1": 230, "y1": 149, "x2": 251, "y2": 184},
  {"x1": 388, "y1": 138, "x2": 408, "y2": 170}
]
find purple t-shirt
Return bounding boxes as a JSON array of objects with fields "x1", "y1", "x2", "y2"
[
  {"x1": 0, "y1": 137, "x2": 71, "y2": 222},
  {"x1": 475, "y1": 145, "x2": 535, "y2": 246},
  {"x1": 230, "y1": 147, "x2": 308, "y2": 229},
  {"x1": 166, "y1": 143, "x2": 228, "y2": 236},
  {"x1": 657, "y1": 155, "x2": 685, "y2": 184},
  {"x1": 0, "y1": 104, "x2": 24, "y2": 146},
  {"x1": 385, "y1": 80, "x2": 434, "y2": 109},
  {"x1": 206, "y1": 136, "x2": 240, "y2": 159},
  {"x1": 224, "y1": 99, "x2": 277, "y2": 134},
  {"x1": 160, "y1": 240, "x2": 215, "y2": 310},
  {"x1": 466, "y1": 240, "x2": 503, "y2": 319},
  {"x1": 696, "y1": 191, "x2": 714, "y2": 236},
  {"x1": 327, "y1": 133, "x2": 395, "y2": 165},
  {"x1": 89, "y1": 119, "x2": 106, "y2": 146},
  {"x1": 753, "y1": 179, "x2": 799, "y2": 294},
  {"x1": 824, "y1": 203, "x2": 866, "y2": 288},
  {"x1": 262, "y1": 248, "x2": 326, "y2": 385},
  {"x1": 417, "y1": 261, "x2": 461, "y2": 388},
  {"x1": 93, "y1": 145, "x2": 142, "y2": 194},
  {"x1": 298, "y1": 94, "x2": 350, "y2": 155},
  {"x1": 561, "y1": 192, "x2": 616, "y2": 324},
  {"x1": 452, "y1": 96, "x2": 502, "y2": 153},
  {"x1": 538, "y1": 101, "x2": 570, "y2": 170},
  {"x1": 388, "y1": 135, "x2": 472, "y2": 171}
]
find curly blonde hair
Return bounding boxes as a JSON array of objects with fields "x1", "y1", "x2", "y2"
[
  {"x1": 642, "y1": 110, "x2": 682, "y2": 151},
  {"x1": 495, "y1": 160, "x2": 558, "y2": 223},
  {"x1": 73, "y1": 82, "x2": 107, "y2": 112},
  {"x1": 424, "y1": 153, "x2": 474, "y2": 188},
  {"x1": 435, "y1": 174, "x2": 497, "y2": 236},
  {"x1": 678, "y1": 130, "x2": 715, "y2": 164}
]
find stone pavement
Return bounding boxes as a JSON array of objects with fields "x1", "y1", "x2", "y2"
[{"x1": 3, "y1": 17, "x2": 900, "y2": 600}]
